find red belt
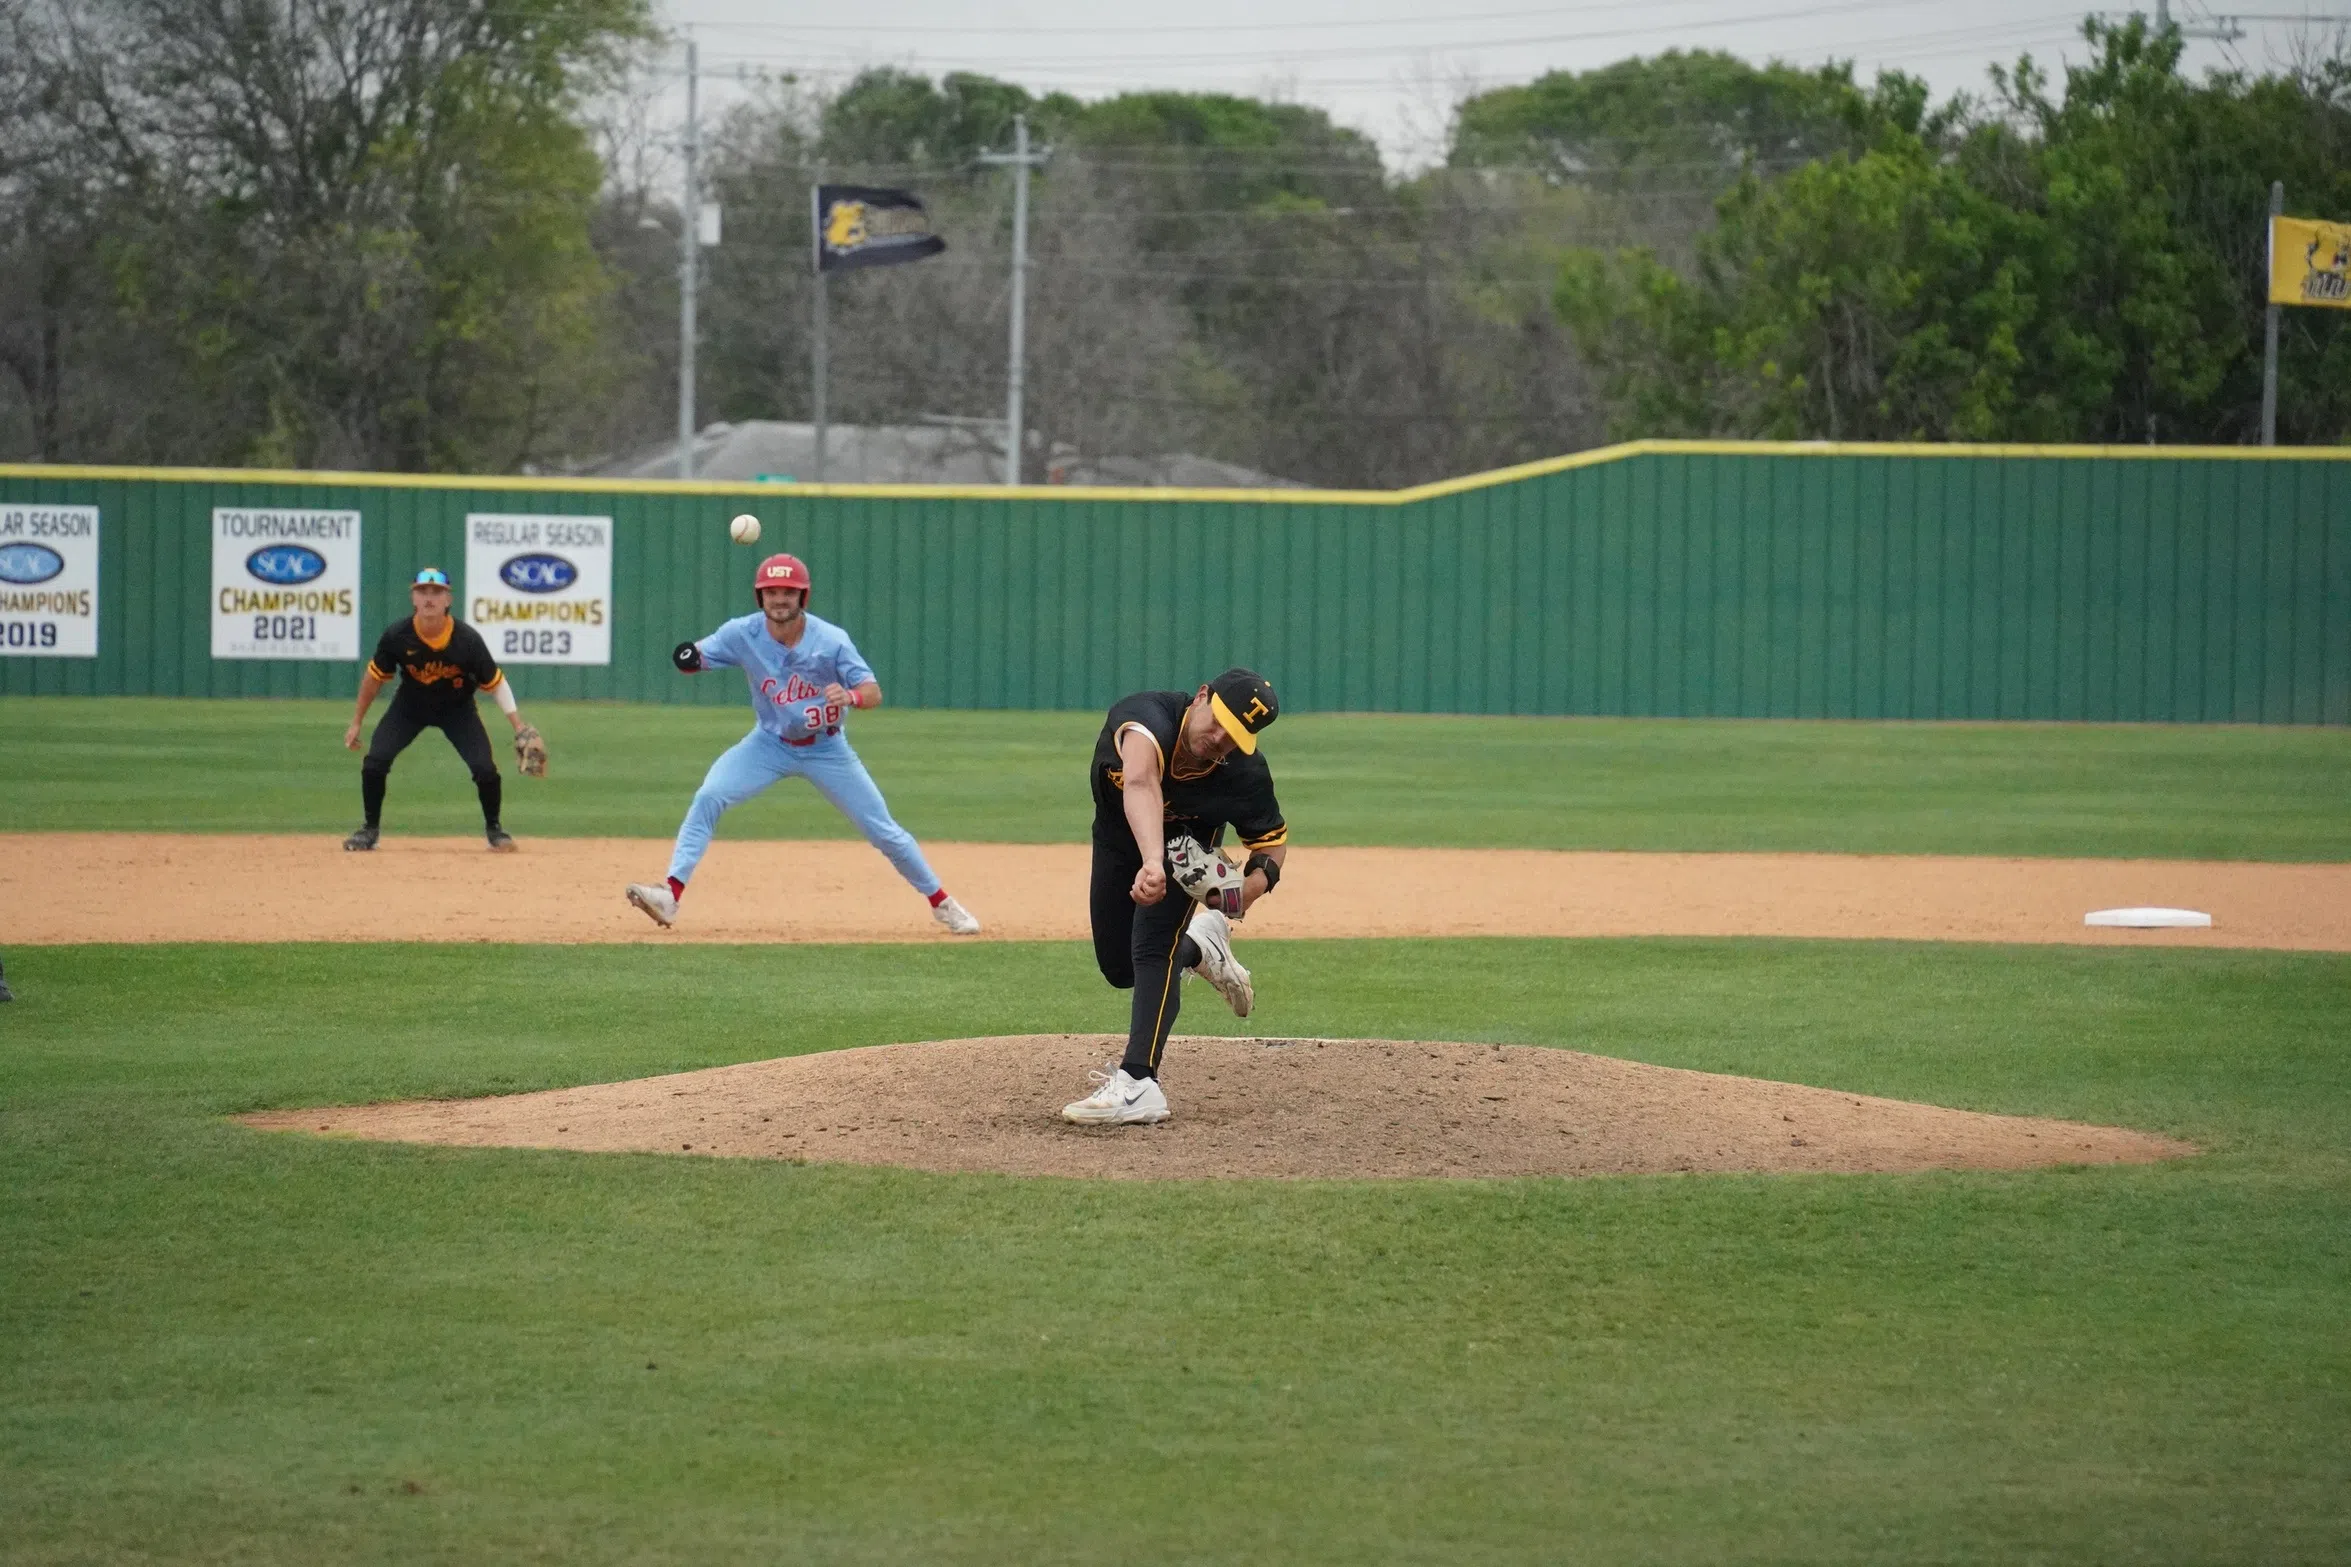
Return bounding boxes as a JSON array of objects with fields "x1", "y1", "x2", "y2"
[{"x1": 783, "y1": 725, "x2": 841, "y2": 747}]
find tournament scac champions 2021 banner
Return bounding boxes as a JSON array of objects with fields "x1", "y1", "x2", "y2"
[
  {"x1": 211, "y1": 508, "x2": 362, "y2": 660},
  {"x1": 464, "y1": 513, "x2": 612, "y2": 665},
  {"x1": 0, "y1": 503, "x2": 100, "y2": 657}
]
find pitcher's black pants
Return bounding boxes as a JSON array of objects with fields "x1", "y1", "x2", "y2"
[
  {"x1": 1090, "y1": 828, "x2": 1205, "y2": 1080},
  {"x1": 361, "y1": 693, "x2": 502, "y2": 830}
]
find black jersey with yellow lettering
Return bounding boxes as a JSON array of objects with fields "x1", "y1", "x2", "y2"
[
  {"x1": 366, "y1": 616, "x2": 504, "y2": 712},
  {"x1": 1090, "y1": 689, "x2": 1286, "y2": 852}
]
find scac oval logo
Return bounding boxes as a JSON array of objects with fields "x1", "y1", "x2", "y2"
[
  {"x1": 0, "y1": 542, "x2": 65, "y2": 584},
  {"x1": 245, "y1": 545, "x2": 326, "y2": 584},
  {"x1": 500, "y1": 553, "x2": 577, "y2": 593}
]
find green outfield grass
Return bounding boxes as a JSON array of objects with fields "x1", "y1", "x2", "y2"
[
  {"x1": 5, "y1": 695, "x2": 2349, "y2": 858},
  {"x1": 3, "y1": 939, "x2": 2347, "y2": 1564}
]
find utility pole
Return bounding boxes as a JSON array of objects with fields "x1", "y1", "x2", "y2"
[
  {"x1": 677, "y1": 34, "x2": 700, "y2": 481},
  {"x1": 2262, "y1": 179, "x2": 2282, "y2": 446},
  {"x1": 979, "y1": 116, "x2": 1049, "y2": 485},
  {"x1": 2153, "y1": 0, "x2": 2245, "y2": 41}
]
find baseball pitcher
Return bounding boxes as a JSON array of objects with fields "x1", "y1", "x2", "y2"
[{"x1": 1064, "y1": 667, "x2": 1285, "y2": 1125}]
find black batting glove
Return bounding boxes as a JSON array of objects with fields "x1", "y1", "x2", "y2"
[{"x1": 672, "y1": 640, "x2": 703, "y2": 673}]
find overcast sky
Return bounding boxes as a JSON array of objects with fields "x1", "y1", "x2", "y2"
[{"x1": 657, "y1": 0, "x2": 2347, "y2": 168}]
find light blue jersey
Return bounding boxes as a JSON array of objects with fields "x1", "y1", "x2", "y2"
[
  {"x1": 665, "y1": 608, "x2": 941, "y2": 900},
  {"x1": 697, "y1": 610, "x2": 876, "y2": 744}
]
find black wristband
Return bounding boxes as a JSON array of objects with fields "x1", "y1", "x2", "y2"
[
  {"x1": 1245, "y1": 851, "x2": 1281, "y2": 893},
  {"x1": 672, "y1": 640, "x2": 703, "y2": 673}
]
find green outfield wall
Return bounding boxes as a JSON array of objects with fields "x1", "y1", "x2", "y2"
[{"x1": 3, "y1": 441, "x2": 2346, "y2": 723}]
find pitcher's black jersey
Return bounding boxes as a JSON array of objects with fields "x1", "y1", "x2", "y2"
[{"x1": 1089, "y1": 689, "x2": 1286, "y2": 852}]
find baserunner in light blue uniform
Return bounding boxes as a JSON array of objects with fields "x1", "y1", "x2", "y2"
[{"x1": 624, "y1": 551, "x2": 981, "y2": 935}]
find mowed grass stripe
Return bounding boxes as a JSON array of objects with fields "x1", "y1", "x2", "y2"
[
  {"x1": 3, "y1": 939, "x2": 2347, "y2": 1563},
  {"x1": 6, "y1": 695, "x2": 2349, "y2": 858}
]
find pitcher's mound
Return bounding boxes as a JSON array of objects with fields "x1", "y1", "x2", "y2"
[{"x1": 242, "y1": 1035, "x2": 2195, "y2": 1180}]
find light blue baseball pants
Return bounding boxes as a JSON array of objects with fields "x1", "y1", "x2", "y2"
[{"x1": 666, "y1": 728, "x2": 942, "y2": 896}]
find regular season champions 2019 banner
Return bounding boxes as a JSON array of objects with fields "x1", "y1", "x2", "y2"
[
  {"x1": 211, "y1": 508, "x2": 362, "y2": 660},
  {"x1": 0, "y1": 503, "x2": 100, "y2": 657},
  {"x1": 464, "y1": 513, "x2": 612, "y2": 665}
]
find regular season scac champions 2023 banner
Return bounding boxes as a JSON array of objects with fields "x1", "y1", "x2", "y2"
[
  {"x1": 0, "y1": 503, "x2": 100, "y2": 657},
  {"x1": 464, "y1": 513, "x2": 612, "y2": 665},
  {"x1": 211, "y1": 508, "x2": 362, "y2": 660}
]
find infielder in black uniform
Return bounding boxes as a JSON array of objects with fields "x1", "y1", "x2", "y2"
[
  {"x1": 1063, "y1": 667, "x2": 1286, "y2": 1125},
  {"x1": 342, "y1": 567, "x2": 545, "y2": 852}
]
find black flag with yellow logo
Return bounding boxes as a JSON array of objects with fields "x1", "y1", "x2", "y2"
[{"x1": 812, "y1": 185, "x2": 947, "y2": 274}]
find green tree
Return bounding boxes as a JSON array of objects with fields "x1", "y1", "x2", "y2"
[
  {"x1": 682, "y1": 72, "x2": 1602, "y2": 488},
  {"x1": 1561, "y1": 138, "x2": 2072, "y2": 440},
  {"x1": 1450, "y1": 51, "x2": 1934, "y2": 187},
  {"x1": 1982, "y1": 21, "x2": 2351, "y2": 442},
  {"x1": 35, "y1": 0, "x2": 652, "y2": 471},
  {"x1": 819, "y1": 68, "x2": 1048, "y2": 169},
  {"x1": 1556, "y1": 21, "x2": 2351, "y2": 445},
  {"x1": 1062, "y1": 91, "x2": 1385, "y2": 212}
]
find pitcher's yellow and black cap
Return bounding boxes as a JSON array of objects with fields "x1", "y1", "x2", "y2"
[
  {"x1": 1207, "y1": 667, "x2": 1278, "y2": 754},
  {"x1": 412, "y1": 566, "x2": 451, "y2": 587}
]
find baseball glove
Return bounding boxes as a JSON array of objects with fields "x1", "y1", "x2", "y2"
[
  {"x1": 514, "y1": 723, "x2": 548, "y2": 778},
  {"x1": 1167, "y1": 834, "x2": 1246, "y2": 918}
]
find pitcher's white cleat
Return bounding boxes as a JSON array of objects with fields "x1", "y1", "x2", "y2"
[
  {"x1": 625, "y1": 881, "x2": 678, "y2": 928},
  {"x1": 932, "y1": 894, "x2": 982, "y2": 935},
  {"x1": 1187, "y1": 907, "x2": 1253, "y2": 1018},
  {"x1": 1062, "y1": 1065, "x2": 1170, "y2": 1125}
]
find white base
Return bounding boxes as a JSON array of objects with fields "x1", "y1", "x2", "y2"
[{"x1": 2085, "y1": 907, "x2": 2213, "y2": 929}]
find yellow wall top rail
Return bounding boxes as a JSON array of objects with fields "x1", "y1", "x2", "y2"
[{"x1": 6, "y1": 436, "x2": 2349, "y2": 507}]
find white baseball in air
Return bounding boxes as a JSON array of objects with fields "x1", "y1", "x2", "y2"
[{"x1": 729, "y1": 513, "x2": 762, "y2": 545}]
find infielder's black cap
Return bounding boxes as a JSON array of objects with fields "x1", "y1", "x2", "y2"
[{"x1": 1207, "y1": 667, "x2": 1278, "y2": 754}]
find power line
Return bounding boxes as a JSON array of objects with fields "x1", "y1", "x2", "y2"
[
  {"x1": 2153, "y1": 0, "x2": 2256, "y2": 40},
  {"x1": 670, "y1": 0, "x2": 1917, "y2": 39},
  {"x1": 702, "y1": 252, "x2": 1570, "y2": 289},
  {"x1": 685, "y1": 5, "x2": 2080, "y2": 75},
  {"x1": 688, "y1": 61, "x2": 2076, "y2": 100},
  {"x1": 1023, "y1": 388, "x2": 1580, "y2": 432}
]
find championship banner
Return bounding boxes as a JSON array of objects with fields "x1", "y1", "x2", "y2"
[
  {"x1": 463, "y1": 513, "x2": 611, "y2": 665},
  {"x1": 0, "y1": 503, "x2": 99, "y2": 657},
  {"x1": 813, "y1": 184, "x2": 947, "y2": 274},
  {"x1": 2268, "y1": 215, "x2": 2351, "y2": 308},
  {"x1": 211, "y1": 508, "x2": 361, "y2": 660}
]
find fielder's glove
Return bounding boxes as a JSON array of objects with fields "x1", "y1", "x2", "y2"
[
  {"x1": 513, "y1": 723, "x2": 548, "y2": 778},
  {"x1": 673, "y1": 640, "x2": 704, "y2": 673},
  {"x1": 1167, "y1": 834, "x2": 1246, "y2": 918}
]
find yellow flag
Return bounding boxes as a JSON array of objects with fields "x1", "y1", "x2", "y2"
[{"x1": 2270, "y1": 216, "x2": 2351, "y2": 307}]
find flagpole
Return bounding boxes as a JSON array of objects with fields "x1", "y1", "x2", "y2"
[
  {"x1": 812, "y1": 174, "x2": 828, "y2": 484},
  {"x1": 2262, "y1": 180, "x2": 2282, "y2": 447},
  {"x1": 1006, "y1": 116, "x2": 1029, "y2": 486}
]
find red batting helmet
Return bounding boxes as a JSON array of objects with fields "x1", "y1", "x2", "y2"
[{"x1": 752, "y1": 553, "x2": 811, "y2": 604}]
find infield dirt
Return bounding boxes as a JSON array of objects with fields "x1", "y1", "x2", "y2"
[
  {"x1": 8, "y1": 832, "x2": 2347, "y2": 949},
  {"x1": 243, "y1": 1033, "x2": 2198, "y2": 1180}
]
